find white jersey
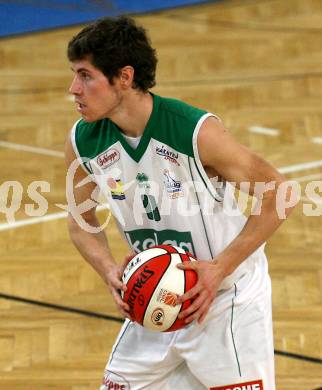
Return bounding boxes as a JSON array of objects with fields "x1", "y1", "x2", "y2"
[
  {"x1": 71, "y1": 93, "x2": 267, "y2": 290},
  {"x1": 71, "y1": 93, "x2": 275, "y2": 389}
]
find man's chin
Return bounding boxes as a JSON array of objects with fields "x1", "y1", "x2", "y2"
[{"x1": 80, "y1": 113, "x2": 100, "y2": 123}]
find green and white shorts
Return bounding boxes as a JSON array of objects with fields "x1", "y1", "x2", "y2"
[{"x1": 101, "y1": 257, "x2": 275, "y2": 390}]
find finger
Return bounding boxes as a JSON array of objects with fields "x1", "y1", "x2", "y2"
[
  {"x1": 110, "y1": 276, "x2": 127, "y2": 292},
  {"x1": 178, "y1": 293, "x2": 204, "y2": 319},
  {"x1": 119, "y1": 300, "x2": 130, "y2": 312},
  {"x1": 198, "y1": 306, "x2": 210, "y2": 324},
  {"x1": 181, "y1": 290, "x2": 212, "y2": 323},
  {"x1": 197, "y1": 299, "x2": 212, "y2": 324},
  {"x1": 118, "y1": 307, "x2": 131, "y2": 319},
  {"x1": 177, "y1": 284, "x2": 202, "y2": 303},
  {"x1": 111, "y1": 288, "x2": 130, "y2": 311},
  {"x1": 119, "y1": 303, "x2": 131, "y2": 319},
  {"x1": 176, "y1": 262, "x2": 197, "y2": 271},
  {"x1": 183, "y1": 297, "x2": 209, "y2": 324},
  {"x1": 116, "y1": 301, "x2": 131, "y2": 318},
  {"x1": 183, "y1": 310, "x2": 200, "y2": 324}
]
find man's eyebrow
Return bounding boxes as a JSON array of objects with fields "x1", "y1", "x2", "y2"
[{"x1": 70, "y1": 67, "x2": 92, "y2": 73}]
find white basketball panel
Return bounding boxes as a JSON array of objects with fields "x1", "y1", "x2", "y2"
[
  {"x1": 122, "y1": 247, "x2": 168, "y2": 285},
  {"x1": 143, "y1": 253, "x2": 185, "y2": 331}
]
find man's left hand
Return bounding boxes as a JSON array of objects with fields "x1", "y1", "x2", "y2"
[{"x1": 176, "y1": 260, "x2": 226, "y2": 324}]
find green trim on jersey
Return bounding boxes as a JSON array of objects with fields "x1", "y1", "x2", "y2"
[
  {"x1": 74, "y1": 93, "x2": 207, "y2": 163},
  {"x1": 114, "y1": 93, "x2": 160, "y2": 162},
  {"x1": 153, "y1": 96, "x2": 207, "y2": 158},
  {"x1": 75, "y1": 118, "x2": 119, "y2": 160}
]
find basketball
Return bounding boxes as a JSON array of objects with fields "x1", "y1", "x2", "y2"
[{"x1": 121, "y1": 245, "x2": 198, "y2": 332}]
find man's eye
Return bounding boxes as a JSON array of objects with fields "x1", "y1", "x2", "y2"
[{"x1": 81, "y1": 73, "x2": 91, "y2": 80}]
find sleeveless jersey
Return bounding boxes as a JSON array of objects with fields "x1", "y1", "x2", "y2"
[{"x1": 71, "y1": 93, "x2": 266, "y2": 289}]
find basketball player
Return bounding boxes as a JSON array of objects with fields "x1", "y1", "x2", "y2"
[{"x1": 65, "y1": 16, "x2": 293, "y2": 390}]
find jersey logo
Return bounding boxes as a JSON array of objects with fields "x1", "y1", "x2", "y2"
[
  {"x1": 96, "y1": 148, "x2": 120, "y2": 169},
  {"x1": 136, "y1": 173, "x2": 160, "y2": 221},
  {"x1": 125, "y1": 229, "x2": 195, "y2": 254},
  {"x1": 107, "y1": 178, "x2": 126, "y2": 200},
  {"x1": 163, "y1": 169, "x2": 184, "y2": 199},
  {"x1": 136, "y1": 172, "x2": 151, "y2": 189},
  {"x1": 141, "y1": 194, "x2": 161, "y2": 221},
  {"x1": 210, "y1": 379, "x2": 263, "y2": 390},
  {"x1": 156, "y1": 145, "x2": 180, "y2": 166}
]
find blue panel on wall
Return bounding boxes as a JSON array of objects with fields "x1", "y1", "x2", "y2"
[{"x1": 0, "y1": 0, "x2": 219, "y2": 37}]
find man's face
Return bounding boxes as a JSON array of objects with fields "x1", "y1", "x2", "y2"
[{"x1": 69, "y1": 59, "x2": 122, "y2": 122}]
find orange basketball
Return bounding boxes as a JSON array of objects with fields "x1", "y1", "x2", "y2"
[{"x1": 121, "y1": 245, "x2": 198, "y2": 332}]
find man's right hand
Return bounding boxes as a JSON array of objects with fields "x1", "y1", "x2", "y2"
[{"x1": 106, "y1": 252, "x2": 136, "y2": 319}]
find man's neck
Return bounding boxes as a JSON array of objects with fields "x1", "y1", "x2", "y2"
[{"x1": 110, "y1": 91, "x2": 153, "y2": 138}]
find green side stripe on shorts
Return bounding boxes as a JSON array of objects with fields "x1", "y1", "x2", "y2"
[
  {"x1": 109, "y1": 320, "x2": 131, "y2": 365},
  {"x1": 231, "y1": 284, "x2": 242, "y2": 377}
]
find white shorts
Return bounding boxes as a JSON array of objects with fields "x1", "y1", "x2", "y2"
[{"x1": 101, "y1": 257, "x2": 275, "y2": 390}]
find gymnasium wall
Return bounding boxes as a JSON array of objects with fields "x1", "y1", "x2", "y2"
[{"x1": 0, "y1": 0, "x2": 220, "y2": 37}]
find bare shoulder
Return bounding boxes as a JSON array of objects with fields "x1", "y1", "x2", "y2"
[
  {"x1": 197, "y1": 116, "x2": 284, "y2": 185},
  {"x1": 197, "y1": 116, "x2": 243, "y2": 162},
  {"x1": 197, "y1": 116, "x2": 245, "y2": 173}
]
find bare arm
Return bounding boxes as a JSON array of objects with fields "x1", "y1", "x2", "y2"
[
  {"x1": 198, "y1": 116, "x2": 292, "y2": 275},
  {"x1": 178, "y1": 116, "x2": 295, "y2": 322},
  {"x1": 65, "y1": 134, "x2": 130, "y2": 317}
]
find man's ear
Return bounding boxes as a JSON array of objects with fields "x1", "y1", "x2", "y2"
[{"x1": 119, "y1": 66, "x2": 135, "y2": 88}]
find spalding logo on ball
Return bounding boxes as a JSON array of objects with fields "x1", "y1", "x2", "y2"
[{"x1": 121, "y1": 245, "x2": 198, "y2": 332}]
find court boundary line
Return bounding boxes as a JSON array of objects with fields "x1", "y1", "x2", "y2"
[
  {"x1": 248, "y1": 125, "x2": 280, "y2": 136},
  {"x1": 0, "y1": 139, "x2": 321, "y2": 169},
  {"x1": 0, "y1": 292, "x2": 321, "y2": 365},
  {"x1": 0, "y1": 204, "x2": 109, "y2": 231},
  {"x1": 0, "y1": 292, "x2": 123, "y2": 323},
  {"x1": 0, "y1": 140, "x2": 64, "y2": 158},
  {"x1": 279, "y1": 160, "x2": 322, "y2": 174}
]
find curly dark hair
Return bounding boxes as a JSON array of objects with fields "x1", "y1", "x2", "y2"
[{"x1": 67, "y1": 16, "x2": 157, "y2": 92}]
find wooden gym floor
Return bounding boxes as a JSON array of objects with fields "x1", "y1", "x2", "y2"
[{"x1": 0, "y1": 0, "x2": 321, "y2": 388}]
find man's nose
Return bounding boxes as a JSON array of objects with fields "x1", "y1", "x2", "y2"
[{"x1": 69, "y1": 76, "x2": 81, "y2": 95}]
